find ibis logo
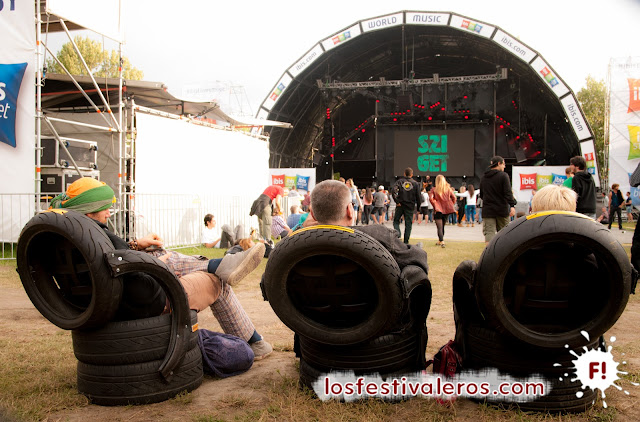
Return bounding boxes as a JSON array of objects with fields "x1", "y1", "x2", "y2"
[
  {"x1": 628, "y1": 126, "x2": 640, "y2": 160},
  {"x1": 540, "y1": 66, "x2": 559, "y2": 88},
  {"x1": 269, "y1": 82, "x2": 286, "y2": 102},
  {"x1": 332, "y1": 31, "x2": 352, "y2": 45},
  {"x1": 520, "y1": 173, "x2": 537, "y2": 190},
  {"x1": 628, "y1": 79, "x2": 640, "y2": 114},
  {"x1": 271, "y1": 175, "x2": 285, "y2": 186},
  {"x1": 461, "y1": 19, "x2": 483, "y2": 33},
  {"x1": 0, "y1": 62, "x2": 28, "y2": 148}
]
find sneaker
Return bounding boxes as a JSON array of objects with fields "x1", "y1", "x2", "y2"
[
  {"x1": 215, "y1": 243, "x2": 266, "y2": 286},
  {"x1": 250, "y1": 340, "x2": 273, "y2": 360}
]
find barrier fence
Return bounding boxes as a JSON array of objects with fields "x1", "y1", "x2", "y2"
[{"x1": 1, "y1": 193, "x2": 266, "y2": 260}]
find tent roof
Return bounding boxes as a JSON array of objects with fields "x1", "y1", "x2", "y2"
[{"x1": 41, "y1": 73, "x2": 291, "y2": 128}]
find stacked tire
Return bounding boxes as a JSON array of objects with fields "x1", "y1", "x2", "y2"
[
  {"x1": 16, "y1": 210, "x2": 202, "y2": 405},
  {"x1": 453, "y1": 212, "x2": 632, "y2": 413},
  {"x1": 261, "y1": 226, "x2": 431, "y2": 391}
]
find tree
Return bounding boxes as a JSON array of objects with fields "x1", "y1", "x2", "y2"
[
  {"x1": 45, "y1": 36, "x2": 144, "y2": 80},
  {"x1": 576, "y1": 75, "x2": 606, "y2": 178}
]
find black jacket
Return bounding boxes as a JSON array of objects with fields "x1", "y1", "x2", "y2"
[
  {"x1": 393, "y1": 177, "x2": 421, "y2": 209},
  {"x1": 571, "y1": 171, "x2": 596, "y2": 214},
  {"x1": 95, "y1": 221, "x2": 167, "y2": 320},
  {"x1": 479, "y1": 169, "x2": 517, "y2": 218}
]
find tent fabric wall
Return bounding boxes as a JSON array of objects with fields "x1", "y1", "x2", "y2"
[
  {"x1": 133, "y1": 112, "x2": 269, "y2": 245},
  {"x1": 0, "y1": 1, "x2": 35, "y2": 242}
]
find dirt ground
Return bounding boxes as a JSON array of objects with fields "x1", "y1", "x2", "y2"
[{"x1": 1, "y1": 259, "x2": 640, "y2": 421}]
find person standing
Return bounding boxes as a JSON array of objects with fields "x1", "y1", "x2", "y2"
[
  {"x1": 372, "y1": 185, "x2": 387, "y2": 224},
  {"x1": 392, "y1": 167, "x2": 422, "y2": 243},
  {"x1": 479, "y1": 156, "x2": 517, "y2": 245},
  {"x1": 562, "y1": 167, "x2": 574, "y2": 188},
  {"x1": 428, "y1": 175, "x2": 456, "y2": 248},
  {"x1": 455, "y1": 186, "x2": 467, "y2": 227},
  {"x1": 626, "y1": 192, "x2": 634, "y2": 224},
  {"x1": 250, "y1": 185, "x2": 287, "y2": 243},
  {"x1": 346, "y1": 178, "x2": 362, "y2": 225},
  {"x1": 456, "y1": 184, "x2": 479, "y2": 227},
  {"x1": 569, "y1": 155, "x2": 596, "y2": 219},
  {"x1": 417, "y1": 187, "x2": 431, "y2": 224},
  {"x1": 362, "y1": 187, "x2": 374, "y2": 225},
  {"x1": 608, "y1": 183, "x2": 624, "y2": 231}
]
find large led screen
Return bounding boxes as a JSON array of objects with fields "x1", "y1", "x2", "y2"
[{"x1": 393, "y1": 129, "x2": 475, "y2": 177}]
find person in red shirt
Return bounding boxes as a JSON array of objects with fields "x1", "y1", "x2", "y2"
[{"x1": 250, "y1": 185, "x2": 288, "y2": 243}]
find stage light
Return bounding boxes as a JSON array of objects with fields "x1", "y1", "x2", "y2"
[
  {"x1": 393, "y1": 118, "x2": 397, "y2": 121},
  {"x1": 348, "y1": 139, "x2": 352, "y2": 143},
  {"x1": 362, "y1": 129, "x2": 365, "y2": 133},
  {"x1": 500, "y1": 125, "x2": 504, "y2": 129},
  {"x1": 330, "y1": 154, "x2": 334, "y2": 158},
  {"x1": 428, "y1": 116, "x2": 432, "y2": 121},
  {"x1": 464, "y1": 116, "x2": 469, "y2": 119}
]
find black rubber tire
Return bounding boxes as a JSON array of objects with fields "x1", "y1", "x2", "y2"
[
  {"x1": 298, "y1": 326, "x2": 426, "y2": 374},
  {"x1": 72, "y1": 311, "x2": 199, "y2": 365},
  {"x1": 263, "y1": 226, "x2": 403, "y2": 345},
  {"x1": 77, "y1": 345, "x2": 203, "y2": 406},
  {"x1": 16, "y1": 209, "x2": 122, "y2": 330},
  {"x1": 475, "y1": 212, "x2": 631, "y2": 349},
  {"x1": 461, "y1": 323, "x2": 600, "y2": 376},
  {"x1": 299, "y1": 358, "x2": 323, "y2": 392}
]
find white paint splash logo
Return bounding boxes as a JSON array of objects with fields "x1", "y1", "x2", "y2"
[{"x1": 556, "y1": 330, "x2": 639, "y2": 408}]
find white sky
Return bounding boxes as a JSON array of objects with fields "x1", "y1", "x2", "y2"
[{"x1": 50, "y1": 0, "x2": 640, "y2": 116}]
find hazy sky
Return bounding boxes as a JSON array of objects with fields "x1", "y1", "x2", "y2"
[{"x1": 50, "y1": 0, "x2": 640, "y2": 116}]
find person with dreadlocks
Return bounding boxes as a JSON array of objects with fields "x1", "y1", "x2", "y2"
[{"x1": 50, "y1": 178, "x2": 272, "y2": 360}]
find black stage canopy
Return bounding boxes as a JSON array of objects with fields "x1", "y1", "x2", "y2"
[{"x1": 258, "y1": 11, "x2": 594, "y2": 188}]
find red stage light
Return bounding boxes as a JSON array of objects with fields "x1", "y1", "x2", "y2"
[
  {"x1": 376, "y1": 100, "x2": 380, "y2": 103},
  {"x1": 330, "y1": 154, "x2": 334, "y2": 158},
  {"x1": 428, "y1": 116, "x2": 432, "y2": 121},
  {"x1": 362, "y1": 129, "x2": 365, "y2": 133},
  {"x1": 500, "y1": 125, "x2": 504, "y2": 129},
  {"x1": 463, "y1": 95, "x2": 468, "y2": 99},
  {"x1": 464, "y1": 116, "x2": 469, "y2": 119},
  {"x1": 393, "y1": 118, "x2": 397, "y2": 121},
  {"x1": 348, "y1": 139, "x2": 352, "y2": 143},
  {"x1": 441, "y1": 107, "x2": 445, "y2": 111}
]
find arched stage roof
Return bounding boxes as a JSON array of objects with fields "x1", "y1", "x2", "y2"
[{"x1": 258, "y1": 11, "x2": 594, "y2": 186}]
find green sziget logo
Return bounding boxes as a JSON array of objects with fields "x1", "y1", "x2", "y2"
[{"x1": 417, "y1": 135, "x2": 448, "y2": 172}]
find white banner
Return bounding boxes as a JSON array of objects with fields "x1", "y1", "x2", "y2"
[
  {"x1": 449, "y1": 15, "x2": 495, "y2": 39},
  {"x1": 561, "y1": 94, "x2": 592, "y2": 141},
  {"x1": 289, "y1": 44, "x2": 324, "y2": 79},
  {"x1": 0, "y1": 0, "x2": 35, "y2": 242},
  {"x1": 261, "y1": 73, "x2": 293, "y2": 111},
  {"x1": 321, "y1": 23, "x2": 362, "y2": 52},
  {"x1": 361, "y1": 12, "x2": 404, "y2": 33},
  {"x1": 406, "y1": 12, "x2": 450, "y2": 26},
  {"x1": 530, "y1": 57, "x2": 570, "y2": 98},
  {"x1": 608, "y1": 57, "x2": 640, "y2": 204},
  {"x1": 268, "y1": 168, "x2": 316, "y2": 193},
  {"x1": 492, "y1": 29, "x2": 536, "y2": 63},
  {"x1": 579, "y1": 140, "x2": 601, "y2": 188}
]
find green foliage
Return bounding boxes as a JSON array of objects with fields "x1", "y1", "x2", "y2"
[
  {"x1": 46, "y1": 35, "x2": 144, "y2": 80},
  {"x1": 577, "y1": 75, "x2": 607, "y2": 176}
]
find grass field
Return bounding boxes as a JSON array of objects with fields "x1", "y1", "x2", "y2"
[{"x1": 0, "y1": 239, "x2": 637, "y2": 421}]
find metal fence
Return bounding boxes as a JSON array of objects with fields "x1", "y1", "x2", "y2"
[
  {"x1": 131, "y1": 193, "x2": 261, "y2": 249},
  {"x1": 1, "y1": 192, "x2": 262, "y2": 259}
]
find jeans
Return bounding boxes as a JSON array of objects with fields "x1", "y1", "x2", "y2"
[
  {"x1": 363, "y1": 204, "x2": 373, "y2": 224},
  {"x1": 477, "y1": 208, "x2": 482, "y2": 223},
  {"x1": 465, "y1": 205, "x2": 476, "y2": 224},
  {"x1": 393, "y1": 204, "x2": 414, "y2": 244}
]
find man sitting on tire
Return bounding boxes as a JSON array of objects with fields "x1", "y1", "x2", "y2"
[
  {"x1": 302, "y1": 180, "x2": 429, "y2": 275},
  {"x1": 51, "y1": 177, "x2": 272, "y2": 360}
]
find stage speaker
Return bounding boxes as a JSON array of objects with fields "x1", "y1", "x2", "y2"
[{"x1": 397, "y1": 93, "x2": 413, "y2": 111}]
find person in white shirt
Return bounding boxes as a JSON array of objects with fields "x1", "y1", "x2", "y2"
[
  {"x1": 417, "y1": 187, "x2": 431, "y2": 224},
  {"x1": 202, "y1": 213, "x2": 221, "y2": 248},
  {"x1": 455, "y1": 184, "x2": 480, "y2": 227}
]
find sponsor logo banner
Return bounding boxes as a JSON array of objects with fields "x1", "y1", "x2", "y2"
[
  {"x1": 628, "y1": 78, "x2": 640, "y2": 113},
  {"x1": 492, "y1": 29, "x2": 536, "y2": 63},
  {"x1": 406, "y1": 12, "x2": 450, "y2": 26},
  {"x1": 289, "y1": 44, "x2": 324, "y2": 78},
  {"x1": 561, "y1": 95, "x2": 592, "y2": 141},
  {"x1": 361, "y1": 12, "x2": 404, "y2": 33},
  {"x1": 296, "y1": 175, "x2": 309, "y2": 191},
  {"x1": 531, "y1": 57, "x2": 569, "y2": 98},
  {"x1": 271, "y1": 174, "x2": 285, "y2": 187},
  {"x1": 262, "y1": 73, "x2": 293, "y2": 111},
  {"x1": 551, "y1": 173, "x2": 567, "y2": 185},
  {"x1": 285, "y1": 175, "x2": 297, "y2": 189},
  {"x1": 0, "y1": 62, "x2": 27, "y2": 148},
  {"x1": 520, "y1": 173, "x2": 537, "y2": 190},
  {"x1": 536, "y1": 174, "x2": 553, "y2": 189},
  {"x1": 449, "y1": 15, "x2": 495, "y2": 39},
  {"x1": 321, "y1": 24, "x2": 362, "y2": 51},
  {"x1": 628, "y1": 125, "x2": 640, "y2": 159}
]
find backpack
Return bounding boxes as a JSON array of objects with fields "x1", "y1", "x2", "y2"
[{"x1": 427, "y1": 340, "x2": 463, "y2": 378}]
